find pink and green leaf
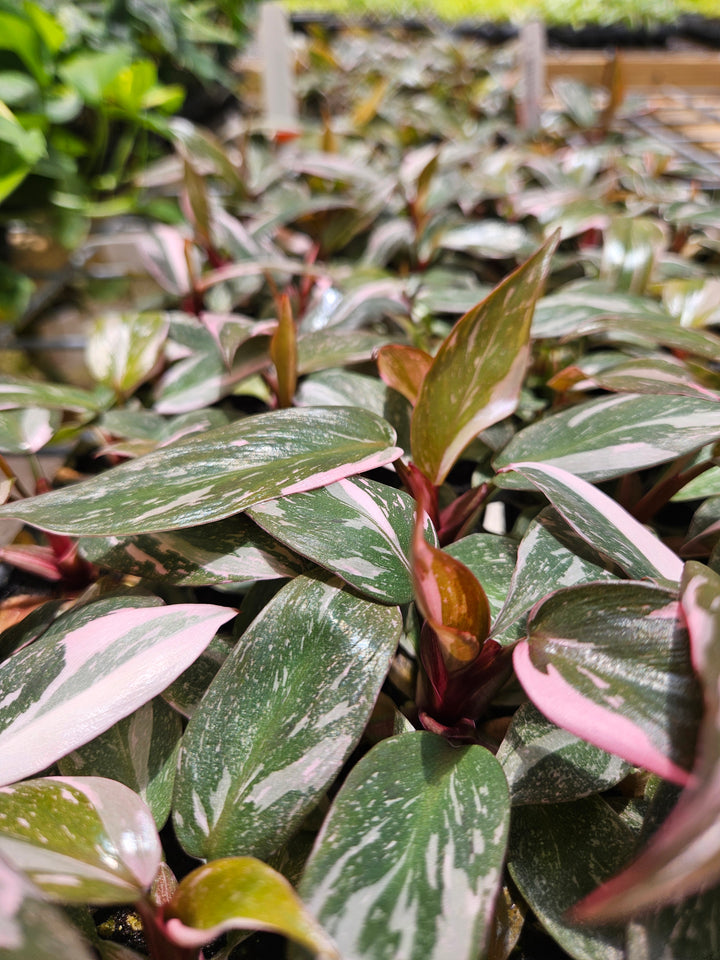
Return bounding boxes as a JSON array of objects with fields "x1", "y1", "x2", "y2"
[
  {"x1": 411, "y1": 232, "x2": 559, "y2": 484},
  {"x1": 514, "y1": 581, "x2": 700, "y2": 786},
  {"x1": 80, "y1": 515, "x2": 309, "y2": 586},
  {"x1": 0, "y1": 854, "x2": 97, "y2": 959},
  {"x1": 492, "y1": 509, "x2": 617, "y2": 642},
  {"x1": 173, "y1": 576, "x2": 402, "y2": 860},
  {"x1": 85, "y1": 312, "x2": 169, "y2": 397},
  {"x1": 57, "y1": 697, "x2": 183, "y2": 828},
  {"x1": 494, "y1": 394, "x2": 720, "y2": 485},
  {"x1": 0, "y1": 408, "x2": 59, "y2": 454},
  {"x1": 572, "y1": 562, "x2": 720, "y2": 922},
  {"x1": 0, "y1": 407, "x2": 401, "y2": 536},
  {"x1": 249, "y1": 477, "x2": 435, "y2": 604},
  {"x1": 0, "y1": 599, "x2": 234, "y2": 785},
  {"x1": 499, "y1": 461, "x2": 683, "y2": 583}
]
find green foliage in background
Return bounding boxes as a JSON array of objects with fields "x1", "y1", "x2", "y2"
[{"x1": 283, "y1": 0, "x2": 718, "y2": 25}]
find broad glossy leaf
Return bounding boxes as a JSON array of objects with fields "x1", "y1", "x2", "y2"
[
  {"x1": 57, "y1": 698, "x2": 182, "y2": 827},
  {"x1": 297, "y1": 732, "x2": 510, "y2": 960},
  {"x1": 0, "y1": 377, "x2": 112, "y2": 414},
  {"x1": 80, "y1": 515, "x2": 307, "y2": 586},
  {"x1": 515, "y1": 581, "x2": 700, "y2": 785},
  {"x1": 173, "y1": 576, "x2": 402, "y2": 860},
  {"x1": 0, "y1": 600, "x2": 234, "y2": 785},
  {"x1": 492, "y1": 510, "x2": 616, "y2": 642},
  {"x1": 0, "y1": 407, "x2": 401, "y2": 536},
  {"x1": 85, "y1": 313, "x2": 169, "y2": 396},
  {"x1": 164, "y1": 857, "x2": 338, "y2": 958},
  {"x1": 0, "y1": 408, "x2": 59, "y2": 454},
  {"x1": 0, "y1": 855, "x2": 96, "y2": 959},
  {"x1": 248, "y1": 477, "x2": 431, "y2": 604},
  {"x1": 0, "y1": 777, "x2": 160, "y2": 903},
  {"x1": 412, "y1": 233, "x2": 558, "y2": 484},
  {"x1": 500, "y1": 461, "x2": 683, "y2": 582},
  {"x1": 573, "y1": 562, "x2": 720, "y2": 921},
  {"x1": 494, "y1": 394, "x2": 720, "y2": 485},
  {"x1": 497, "y1": 702, "x2": 631, "y2": 805},
  {"x1": 508, "y1": 798, "x2": 628, "y2": 960}
]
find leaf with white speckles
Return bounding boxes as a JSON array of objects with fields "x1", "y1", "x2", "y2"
[
  {"x1": 0, "y1": 407, "x2": 401, "y2": 536},
  {"x1": 173, "y1": 575, "x2": 402, "y2": 861},
  {"x1": 573, "y1": 562, "x2": 720, "y2": 922},
  {"x1": 507, "y1": 797, "x2": 628, "y2": 960},
  {"x1": 248, "y1": 477, "x2": 435, "y2": 603},
  {"x1": 515, "y1": 581, "x2": 701, "y2": 786},
  {"x1": 296, "y1": 732, "x2": 510, "y2": 960},
  {"x1": 499, "y1": 461, "x2": 682, "y2": 583},
  {"x1": 0, "y1": 854, "x2": 96, "y2": 958},
  {"x1": 0, "y1": 777, "x2": 161, "y2": 904},
  {"x1": 79, "y1": 515, "x2": 309, "y2": 586},
  {"x1": 0, "y1": 599, "x2": 235, "y2": 785},
  {"x1": 491, "y1": 509, "x2": 617, "y2": 643},
  {"x1": 57, "y1": 697, "x2": 183, "y2": 828},
  {"x1": 497, "y1": 702, "x2": 631, "y2": 805},
  {"x1": 494, "y1": 394, "x2": 720, "y2": 486},
  {"x1": 411, "y1": 233, "x2": 558, "y2": 484}
]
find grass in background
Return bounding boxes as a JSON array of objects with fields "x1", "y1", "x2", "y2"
[{"x1": 282, "y1": 0, "x2": 718, "y2": 26}]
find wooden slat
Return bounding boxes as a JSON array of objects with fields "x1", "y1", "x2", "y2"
[{"x1": 546, "y1": 52, "x2": 720, "y2": 89}]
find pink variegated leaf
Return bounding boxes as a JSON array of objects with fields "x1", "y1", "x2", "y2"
[
  {"x1": 515, "y1": 581, "x2": 700, "y2": 787},
  {"x1": 572, "y1": 561, "x2": 720, "y2": 922},
  {"x1": 0, "y1": 601, "x2": 235, "y2": 784},
  {"x1": 0, "y1": 777, "x2": 161, "y2": 904},
  {"x1": 0, "y1": 408, "x2": 401, "y2": 536},
  {"x1": 411, "y1": 232, "x2": 558, "y2": 484},
  {"x1": 499, "y1": 461, "x2": 682, "y2": 583},
  {"x1": 494, "y1": 393, "x2": 720, "y2": 485}
]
